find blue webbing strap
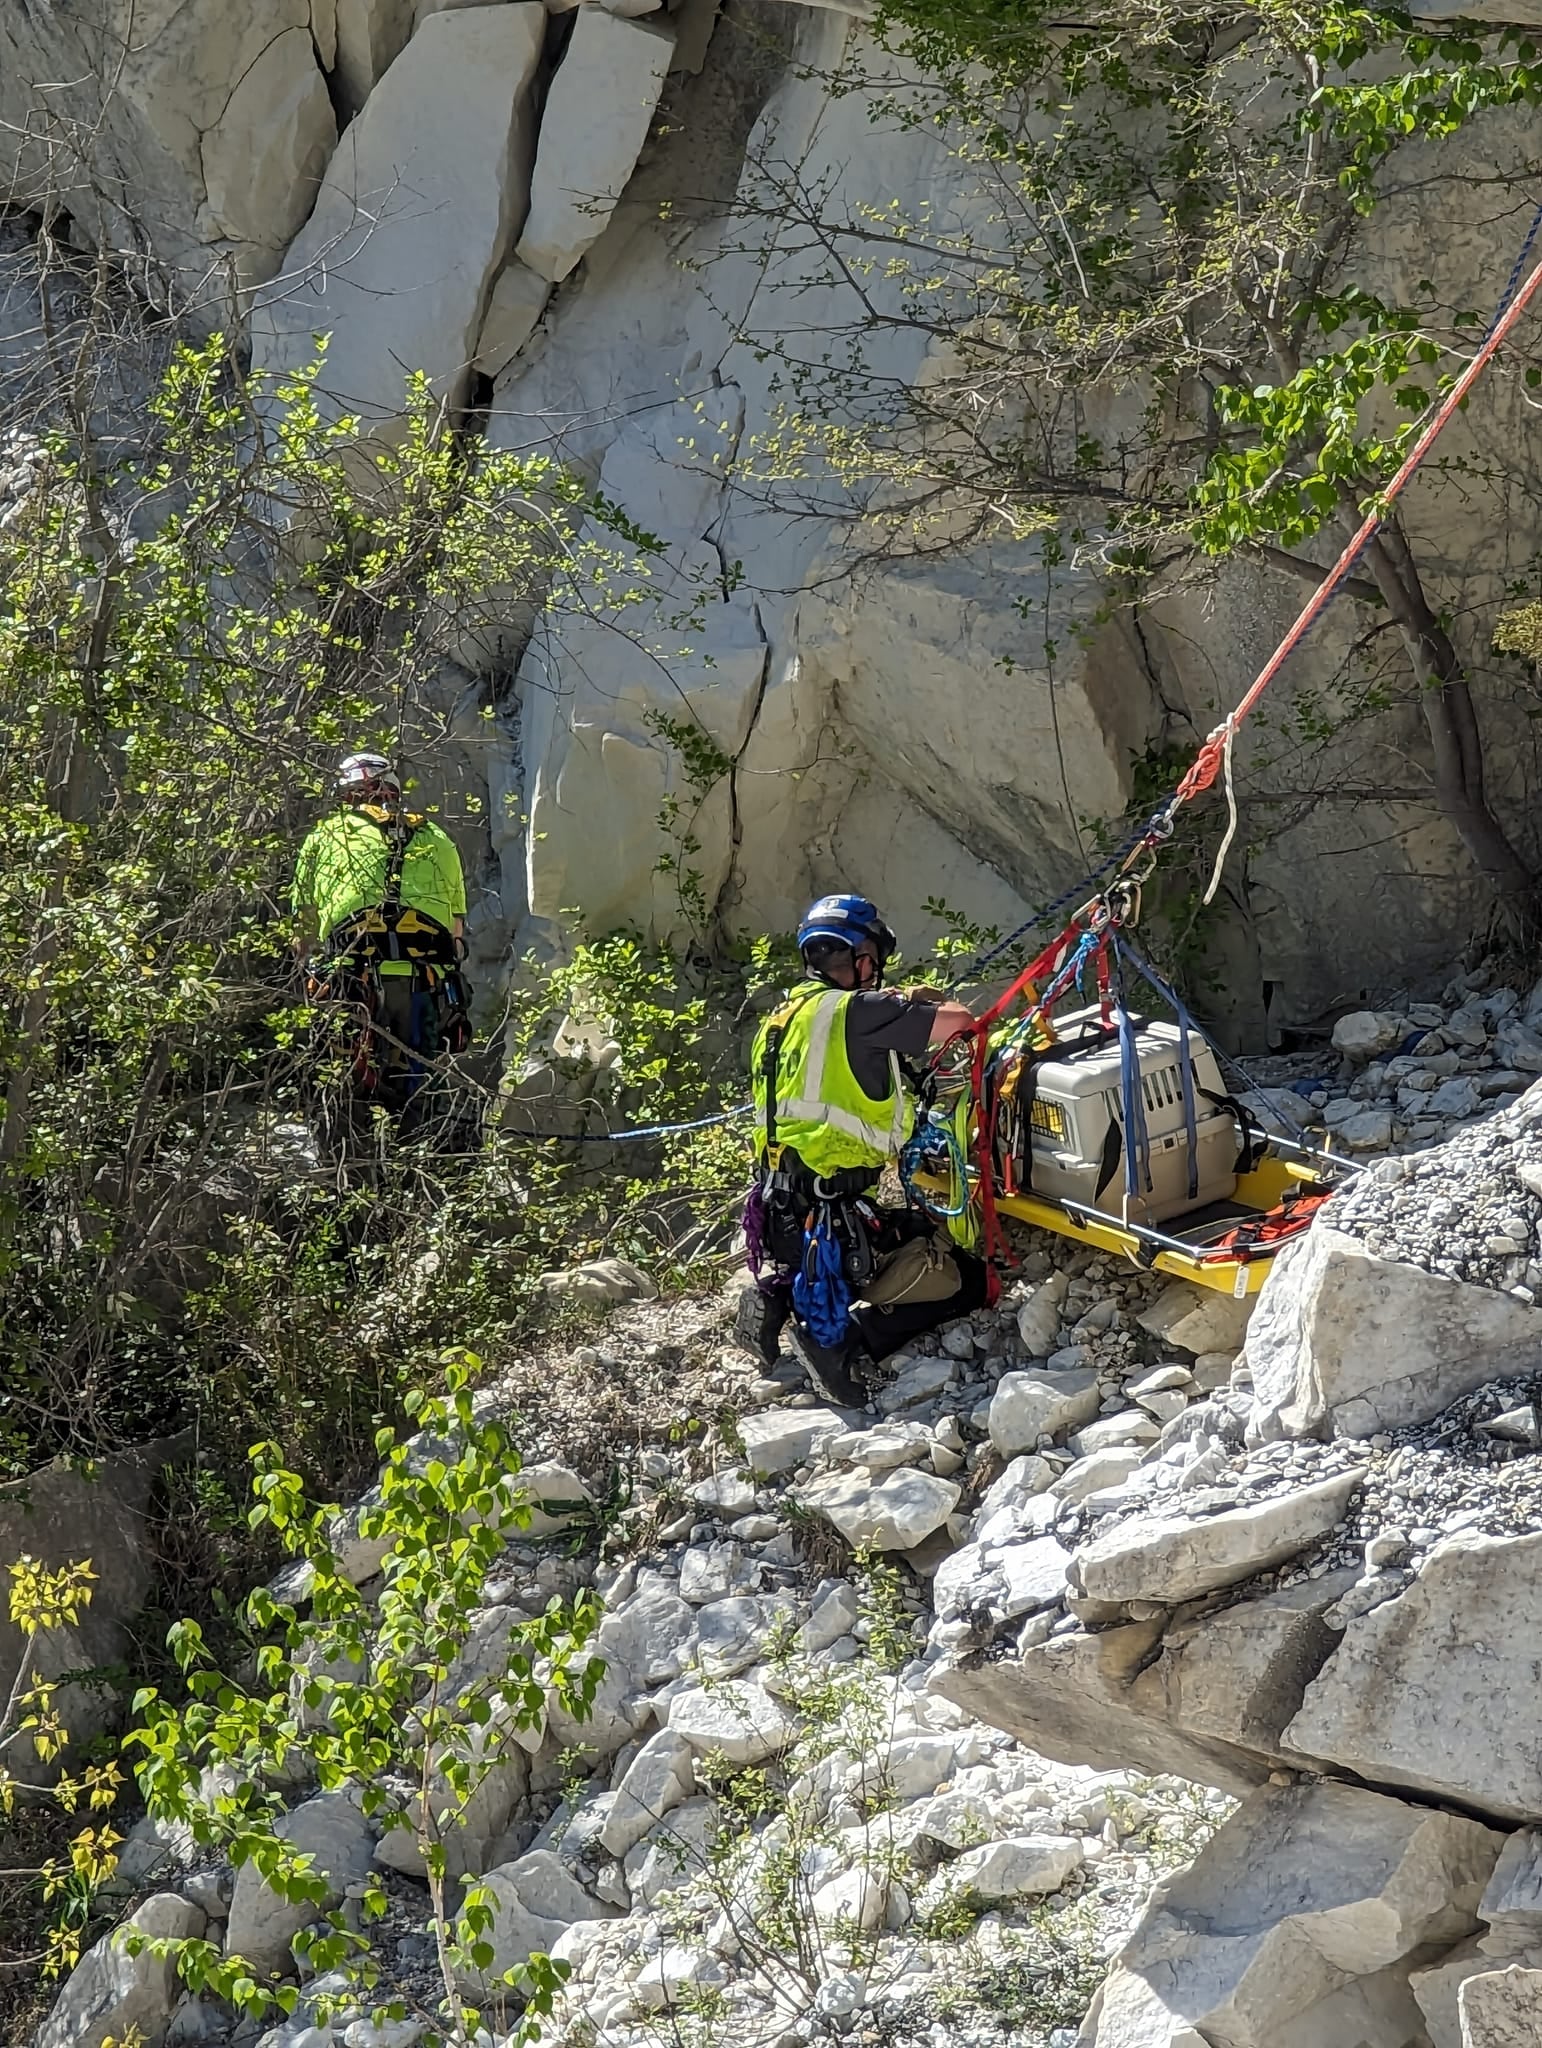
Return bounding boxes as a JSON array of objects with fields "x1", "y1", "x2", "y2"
[
  {"x1": 1113, "y1": 979, "x2": 1152, "y2": 1201},
  {"x1": 1117, "y1": 938, "x2": 1201, "y2": 1201}
]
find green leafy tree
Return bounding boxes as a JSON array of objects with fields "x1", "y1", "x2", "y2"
[
  {"x1": 732, "y1": 0, "x2": 1542, "y2": 917},
  {"x1": 0, "y1": 300, "x2": 642, "y2": 1475},
  {"x1": 0, "y1": 1556, "x2": 126, "y2": 1980},
  {"x1": 501, "y1": 933, "x2": 752, "y2": 1280},
  {"x1": 123, "y1": 1353, "x2": 601, "y2": 2047}
]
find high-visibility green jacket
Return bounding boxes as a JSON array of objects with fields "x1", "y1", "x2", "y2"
[
  {"x1": 292, "y1": 805, "x2": 466, "y2": 945},
  {"x1": 751, "y1": 980, "x2": 911, "y2": 1176}
]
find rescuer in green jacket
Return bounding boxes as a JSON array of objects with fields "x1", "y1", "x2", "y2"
[
  {"x1": 739, "y1": 893, "x2": 987, "y2": 1405},
  {"x1": 292, "y1": 752, "x2": 471, "y2": 1118}
]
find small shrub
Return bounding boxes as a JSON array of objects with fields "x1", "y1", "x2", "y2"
[{"x1": 122, "y1": 1352, "x2": 603, "y2": 2047}]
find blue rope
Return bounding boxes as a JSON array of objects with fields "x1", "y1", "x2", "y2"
[
  {"x1": 793, "y1": 1209, "x2": 852, "y2": 1347},
  {"x1": 505, "y1": 1104, "x2": 752, "y2": 1143},
  {"x1": 899, "y1": 1114, "x2": 971, "y2": 1218},
  {"x1": 1113, "y1": 986, "x2": 1152, "y2": 1202},
  {"x1": 1485, "y1": 199, "x2": 1542, "y2": 338},
  {"x1": 943, "y1": 830, "x2": 1146, "y2": 988}
]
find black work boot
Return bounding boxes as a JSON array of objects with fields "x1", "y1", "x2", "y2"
[
  {"x1": 783, "y1": 1320, "x2": 868, "y2": 1409},
  {"x1": 734, "y1": 1283, "x2": 791, "y2": 1367}
]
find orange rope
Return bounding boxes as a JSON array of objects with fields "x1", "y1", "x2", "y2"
[{"x1": 1172, "y1": 252, "x2": 1542, "y2": 811}]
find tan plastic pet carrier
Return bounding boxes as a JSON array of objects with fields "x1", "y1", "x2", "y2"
[{"x1": 1012, "y1": 1005, "x2": 1239, "y2": 1224}]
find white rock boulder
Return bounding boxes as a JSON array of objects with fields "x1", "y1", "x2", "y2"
[
  {"x1": 1079, "y1": 1781, "x2": 1502, "y2": 2048},
  {"x1": 1136, "y1": 1281, "x2": 1253, "y2": 1359},
  {"x1": 538, "y1": 1256, "x2": 658, "y2": 1304},
  {"x1": 989, "y1": 1369, "x2": 1101, "y2": 1454},
  {"x1": 200, "y1": 29, "x2": 337, "y2": 270},
  {"x1": 1068, "y1": 1470, "x2": 1360, "y2": 1609},
  {"x1": 547, "y1": 1586, "x2": 695, "y2": 1757},
  {"x1": 923, "y1": 1833, "x2": 1084, "y2": 1907},
  {"x1": 828, "y1": 1421, "x2": 932, "y2": 1471},
  {"x1": 1245, "y1": 1226, "x2": 1542, "y2": 1442},
  {"x1": 796, "y1": 1464, "x2": 961, "y2": 1551},
  {"x1": 251, "y1": 6, "x2": 546, "y2": 429},
  {"x1": 933, "y1": 1536, "x2": 1070, "y2": 1628},
  {"x1": 669, "y1": 1678, "x2": 799, "y2": 1764},
  {"x1": 933, "y1": 1617, "x2": 1271, "y2": 1799},
  {"x1": 1053, "y1": 1447, "x2": 1150, "y2": 1503},
  {"x1": 508, "y1": 1457, "x2": 595, "y2": 1536},
  {"x1": 460, "y1": 1847, "x2": 619, "y2": 1993},
  {"x1": 225, "y1": 1791, "x2": 374, "y2": 1977},
  {"x1": 694, "y1": 1594, "x2": 789, "y2": 1677},
  {"x1": 374, "y1": 1712, "x2": 529, "y2": 1880},
  {"x1": 1014, "y1": 1272, "x2": 1069, "y2": 1355},
  {"x1": 0, "y1": 1437, "x2": 185, "y2": 1758},
  {"x1": 934, "y1": 1568, "x2": 1369, "y2": 1797},
  {"x1": 635, "y1": 1943, "x2": 730, "y2": 2011},
  {"x1": 1332, "y1": 1009, "x2": 1410, "y2": 1061},
  {"x1": 0, "y1": 0, "x2": 333, "y2": 314},
  {"x1": 516, "y1": 12, "x2": 675, "y2": 282},
  {"x1": 36, "y1": 1893, "x2": 205, "y2": 2048},
  {"x1": 517, "y1": 592, "x2": 768, "y2": 945},
  {"x1": 738, "y1": 1406, "x2": 847, "y2": 1476},
  {"x1": 1481, "y1": 1830, "x2": 1542, "y2": 1941},
  {"x1": 599, "y1": 1728, "x2": 696, "y2": 1858},
  {"x1": 1282, "y1": 1531, "x2": 1542, "y2": 1823}
]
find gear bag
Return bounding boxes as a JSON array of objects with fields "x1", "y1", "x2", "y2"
[{"x1": 858, "y1": 1229, "x2": 962, "y2": 1309}]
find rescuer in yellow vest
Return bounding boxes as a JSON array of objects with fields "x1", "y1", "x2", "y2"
[
  {"x1": 292, "y1": 751, "x2": 472, "y2": 1126},
  {"x1": 739, "y1": 893, "x2": 986, "y2": 1405}
]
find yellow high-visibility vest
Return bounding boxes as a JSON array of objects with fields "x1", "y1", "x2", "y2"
[{"x1": 751, "y1": 980, "x2": 910, "y2": 1175}]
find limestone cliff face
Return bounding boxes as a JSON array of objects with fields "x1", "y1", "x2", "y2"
[{"x1": 7, "y1": 0, "x2": 1542, "y2": 1036}]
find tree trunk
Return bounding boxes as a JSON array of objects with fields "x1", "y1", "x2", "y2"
[{"x1": 1355, "y1": 515, "x2": 1537, "y2": 925}]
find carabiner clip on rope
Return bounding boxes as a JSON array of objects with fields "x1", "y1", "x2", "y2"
[{"x1": 1076, "y1": 875, "x2": 1142, "y2": 939}]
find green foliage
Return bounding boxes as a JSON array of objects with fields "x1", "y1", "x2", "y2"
[
  {"x1": 916, "y1": 899, "x2": 1003, "y2": 981},
  {"x1": 925, "y1": 1902, "x2": 1110, "y2": 2032},
  {"x1": 644, "y1": 710, "x2": 737, "y2": 934},
  {"x1": 851, "y1": 1548, "x2": 914, "y2": 1674},
  {"x1": 808, "y1": 0, "x2": 1539, "y2": 563},
  {"x1": 0, "y1": 1558, "x2": 126, "y2": 1980},
  {"x1": 123, "y1": 1352, "x2": 601, "y2": 2045},
  {"x1": 731, "y1": 0, "x2": 1542, "y2": 910},
  {"x1": 0, "y1": 332, "x2": 644, "y2": 1484},
  {"x1": 503, "y1": 934, "x2": 752, "y2": 1284}
]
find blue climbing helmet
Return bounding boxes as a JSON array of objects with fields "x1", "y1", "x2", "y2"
[{"x1": 796, "y1": 893, "x2": 897, "y2": 981}]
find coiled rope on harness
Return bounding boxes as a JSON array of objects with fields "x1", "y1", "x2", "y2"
[
  {"x1": 793, "y1": 1205, "x2": 853, "y2": 1347},
  {"x1": 899, "y1": 1111, "x2": 971, "y2": 1219}
]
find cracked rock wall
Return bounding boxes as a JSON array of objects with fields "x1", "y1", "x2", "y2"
[{"x1": 10, "y1": 1, "x2": 1542, "y2": 1025}]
